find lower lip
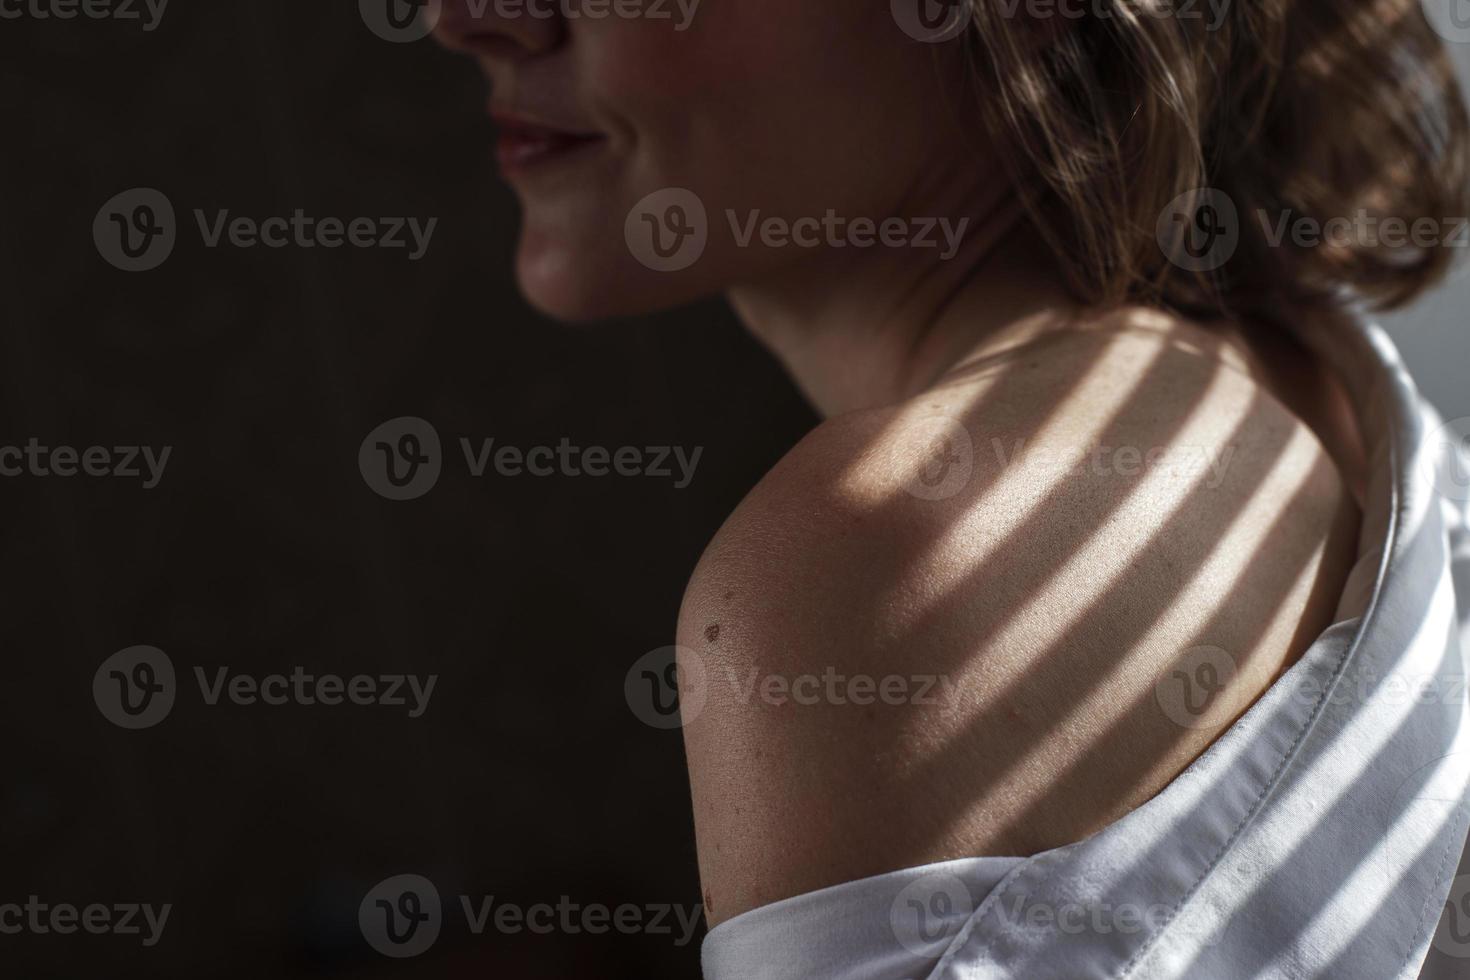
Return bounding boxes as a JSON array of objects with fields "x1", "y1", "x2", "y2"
[{"x1": 495, "y1": 127, "x2": 606, "y2": 176}]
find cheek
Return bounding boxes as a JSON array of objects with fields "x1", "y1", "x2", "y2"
[
  {"x1": 510, "y1": 5, "x2": 976, "y2": 320},
  {"x1": 583, "y1": 4, "x2": 949, "y2": 208}
]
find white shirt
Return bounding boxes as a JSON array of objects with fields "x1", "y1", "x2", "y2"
[{"x1": 703, "y1": 313, "x2": 1470, "y2": 980}]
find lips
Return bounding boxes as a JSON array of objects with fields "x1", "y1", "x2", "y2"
[{"x1": 492, "y1": 110, "x2": 606, "y2": 174}]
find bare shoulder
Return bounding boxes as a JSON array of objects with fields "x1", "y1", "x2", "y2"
[{"x1": 678, "y1": 309, "x2": 1359, "y2": 925}]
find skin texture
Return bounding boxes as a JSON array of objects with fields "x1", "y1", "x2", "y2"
[
  {"x1": 432, "y1": 0, "x2": 1363, "y2": 930},
  {"x1": 677, "y1": 308, "x2": 1360, "y2": 923}
]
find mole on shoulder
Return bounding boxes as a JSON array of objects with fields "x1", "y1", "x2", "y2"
[{"x1": 705, "y1": 622, "x2": 721, "y2": 643}]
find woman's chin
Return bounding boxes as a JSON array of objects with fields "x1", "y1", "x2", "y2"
[
  {"x1": 514, "y1": 233, "x2": 712, "y2": 323},
  {"x1": 516, "y1": 263, "x2": 605, "y2": 323},
  {"x1": 512, "y1": 233, "x2": 611, "y2": 321}
]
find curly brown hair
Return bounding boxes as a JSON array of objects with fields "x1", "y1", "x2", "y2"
[{"x1": 962, "y1": 0, "x2": 1470, "y2": 317}]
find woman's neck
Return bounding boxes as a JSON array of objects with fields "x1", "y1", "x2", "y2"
[{"x1": 726, "y1": 193, "x2": 1078, "y2": 418}]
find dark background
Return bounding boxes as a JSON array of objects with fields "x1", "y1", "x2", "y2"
[{"x1": 0, "y1": 3, "x2": 816, "y2": 976}]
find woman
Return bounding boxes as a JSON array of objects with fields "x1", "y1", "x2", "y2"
[{"x1": 433, "y1": 1, "x2": 1470, "y2": 976}]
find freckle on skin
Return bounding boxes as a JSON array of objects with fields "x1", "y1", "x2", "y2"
[
  {"x1": 705, "y1": 623, "x2": 721, "y2": 643},
  {"x1": 723, "y1": 590, "x2": 733, "y2": 601}
]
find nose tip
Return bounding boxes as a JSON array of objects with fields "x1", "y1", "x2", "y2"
[{"x1": 432, "y1": 0, "x2": 565, "y2": 58}]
